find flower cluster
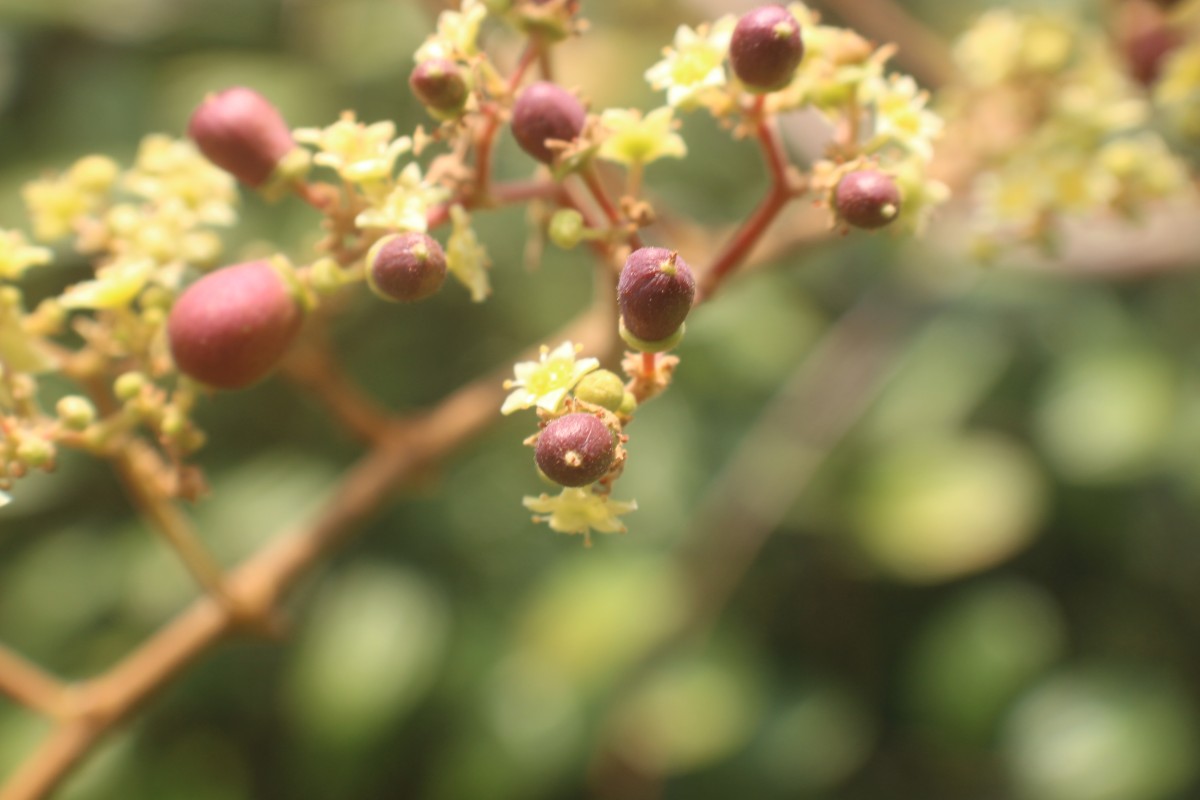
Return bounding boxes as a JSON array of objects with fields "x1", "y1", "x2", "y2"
[{"x1": 947, "y1": 9, "x2": 1194, "y2": 256}]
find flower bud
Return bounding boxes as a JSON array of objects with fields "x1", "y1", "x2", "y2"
[
  {"x1": 548, "y1": 208, "x2": 585, "y2": 249},
  {"x1": 729, "y1": 6, "x2": 805, "y2": 92},
  {"x1": 168, "y1": 260, "x2": 304, "y2": 390},
  {"x1": 617, "y1": 247, "x2": 696, "y2": 343},
  {"x1": 366, "y1": 232, "x2": 447, "y2": 303},
  {"x1": 114, "y1": 371, "x2": 147, "y2": 401},
  {"x1": 574, "y1": 369, "x2": 625, "y2": 411},
  {"x1": 834, "y1": 170, "x2": 901, "y2": 230},
  {"x1": 410, "y1": 59, "x2": 470, "y2": 118},
  {"x1": 511, "y1": 81, "x2": 586, "y2": 164},
  {"x1": 187, "y1": 87, "x2": 296, "y2": 188},
  {"x1": 56, "y1": 395, "x2": 97, "y2": 430},
  {"x1": 535, "y1": 413, "x2": 616, "y2": 487}
]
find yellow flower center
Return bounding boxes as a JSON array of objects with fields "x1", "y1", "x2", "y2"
[{"x1": 526, "y1": 356, "x2": 576, "y2": 395}]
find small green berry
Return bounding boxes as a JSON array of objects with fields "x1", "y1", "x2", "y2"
[
  {"x1": 114, "y1": 372, "x2": 147, "y2": 401},
  {"x1": 56, "y1": 396, "x2": 97, "y2": 430},
  {"x1": 548, "y1": 208, "x2": 585, "y2": 249},
  {"x1": 574, "y1": 370, "x2": 625, "y2": 411}
]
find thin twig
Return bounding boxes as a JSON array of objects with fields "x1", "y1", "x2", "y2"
[{"x1": 0, "y1": 645, "x2": 67, "y2": 719}]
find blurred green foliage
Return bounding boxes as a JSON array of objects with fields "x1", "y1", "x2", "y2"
[{"x1": 2, "y1": 1, "x2": 1200, "y2": 798}]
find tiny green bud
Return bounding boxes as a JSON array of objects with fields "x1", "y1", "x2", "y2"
[
  {"x1": 548, "y1": 208, "x2": 585, "y2": 250},
  {"x1": 574, "y1": 369, "x2": 626, "y2": 411},
  {"x1": 114, "y1": 372, "x2": 147, "y2": 401},
  {"x1": 618, "y1": 391, "x2": 638, "y2": 417},
  {"x1": 309, "y1": 257, "x2": 348, "y2": 295},
  {"x1": 17, "y1": 437, "x2": 54, "y2": 468},
  {"x1": 56, "y1": 395, "x2": 97, "y2": 430}
]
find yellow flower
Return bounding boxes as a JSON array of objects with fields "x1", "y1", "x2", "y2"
[
  {"x1": 294, "y1": 113, "x2": 412, "y2": 184},
  {"x1": 597, "y1": 107, "x2": 687, "y2": 166},
  {"x1": 0, "y1": 286, "x2": 55, "y2": 373},
  {"x1": 415, "y1": 0, "x2": 487, "y2": 62},
  {"x1": 0, "y1": 230, "x2": 52, "y2": 281},
  {"x1": 123, "y1": 135, "x2": 237, "y2": 227},
  {"x1": 445, "y1": 205, "x2": 491, "y2": 303},
  {"x1": 645, "y1": 16, "x2": 737, "y2": 110},
  {"x1": 22, "y1": 154, "x2": 121, "y2": 242},
  {"x1": 355, "y1": 163, "x2": 449, "y2": 232},
  {"x1": 865, "y1": 74, "x2": 943, "y2": 161},
  {"x1": 501, "y1": 340, "x2": 599, "y2": 415},
  {"x1": 523, "y1": 486, "x2": 638, "y2": 545},
  {"x1": 60, "y1": 258, "x2": 155, "y2": 310}
]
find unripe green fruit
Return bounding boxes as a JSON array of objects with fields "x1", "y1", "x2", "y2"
[
  {"x1": 188, "y1": 87, "x2": 296, "y2": 188},
  {"x1": 167, "y1": 260, "x2": 304, "y2": 390},
  {"x1": 574, "y1": 370, "x2": 626, "y2": 411},
  {"x1": 617, "y1": 247, "x2": 696, "y2": 343},
  {"x1": 56, "y1": 396, "x2": 96, "y2": 430},
  {"x1": 511, "y1": 81, "x2": 586, "y2": 164},
  {"x1": 548, "y1": 208, "x2": 585, "y2": 249},
  {"x1": 366, "y1": 232, "x2": 447, "y2": 303},
  {"x1": 834, "y1": 170, "x2": 901, "y2": 230},
  {"x1": 729, "y1": 6, "x2": 805, "y2": 92},
  {"x1": 535, "y1": 413, "x2": 616, "y2": 487}
]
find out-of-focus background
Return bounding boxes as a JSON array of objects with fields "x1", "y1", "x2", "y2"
[{"x1": 3, "y1": 0, "x2": 1200, "y2": 798}]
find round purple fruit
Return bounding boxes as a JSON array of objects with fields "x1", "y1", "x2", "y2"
[
  {"x1": 510, "y1": 81, "x2": 586, "y2": 164},
  {"x1": 729, "y1": 6, "x2": 805, "y2": 92},
  {"x1": 410, "y1": 59, "x2": 469, "y2": 117},
  {"x1": 617, "y1": 247, "x2": 696, "y2": 344},
  {"x1": 367, "y1": 232, "x2": 447, "y2": 303},
  {"x1": 168, "y1": 260, "x2": 304, "y2": 389},
  {"x1": 188, "y1": 87, "x2": 296, "y2": 188},
  {"x1": 535, "y1": 413, "x2": 616, "y2": 487},
  {"x1": 834, "y1": 170, "x2": 902, "y2": 230}
]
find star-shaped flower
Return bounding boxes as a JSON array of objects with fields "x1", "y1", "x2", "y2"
[
  {"x1": 355, "y1": 163, "x2": 449, "y2": 232},
  {"x1": 501, "y1": 341, "x2": 599, "y2": 415},
  {"x1": 597, "y1": 107, "x2": 687, "y2": 167},
  {"x1": 644, "y1": 16, "x2": 737, "y2": 110},
  {"x1": 523, "y1": 486, "x2": 638, "y2": 546},
  {"x1": 864, "y1": 74, "x2": 943, "y2": 161},
  {"x1": 415, "y1": 0, "x2": 487, "y2": 63},
  {"x1": 294, "y1": 113, "x2": 412, "y2": 185}
]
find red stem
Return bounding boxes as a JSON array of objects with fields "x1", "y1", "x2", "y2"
[
  {"x1": 696, "y1": 101, "x2": 796, "y2": 303},
  {"x1": 581, "y1": 165, "x2": 644, "y2": 251},
  {"x1": 474, "y1": 44, "x2": 540, "y2": 200}
]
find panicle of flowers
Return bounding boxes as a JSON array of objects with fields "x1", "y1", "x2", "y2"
[
  {"x1": 122, "y1": 134, "x2": 238, "y2": 227},
  {"x1": 22, "y1": 154, "x2": 120, "y2": 241},
  {"x1": 947, "y1": 9, "x2": 1193, "y2": 255}
]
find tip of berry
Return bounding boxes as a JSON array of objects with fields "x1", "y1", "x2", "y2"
[{"x1": 658, "y1": 251, "x2": 679, "y2": 276}]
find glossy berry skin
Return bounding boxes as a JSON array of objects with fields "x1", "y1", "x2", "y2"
[
  {"x1": 187, "y1": 87, "x2": 295, "y2": 188},
  {"x1": 618, "y1": 247, "x2": 696, "y2": 343},
  {"x1": 168, "y1": 261, "x2": 303, "y2": 390},
  {"x1": 510, "y1": 81, "x2": 586, "y2": 164},
  {"x1": 834, "y1": 170, "x2": 902, "y2": 230},
  {"x1": 729, "y1": 6, "x2": 805, "y2": 92},
  {"x1": 367, "y1": 232, "x2": 447, "y2": 303},
  {"x1": 409, "y1": 59, "x2": 469, "y2": 116},
  {"x1": 535, "y1": 413, "x2": 616, "y2": 487}
]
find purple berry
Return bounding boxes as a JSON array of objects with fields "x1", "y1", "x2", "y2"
[
  {"x1": 367, "y1": 232, "x2": 447, "y2": 303},
  {"x1": 617, "y1": 247, "x2": 696, "y2": 343},
  {"x1": 510, "y1": 81, "x2": 586, "y2": 164},
  {"x1": 187, "y1": 87, "x2": 295, "y2": 188},
  {"x1": 168, "y1": 260, "x2": 304, "y2": 389},
  {"x1": 535, "y1": 413, "x2": 616, "y2": 487},
  {"x1": 834, "y1": 170, "x2": 901, "y2": 230},
  {"x1": 1124, "y1": 25, "x2": 1181, "y2": 86},
  {"x1": 409, "y1": 59, "x2": 469, "y2": 117},
  {"x1": 729, "y1": 6, "x2": 805, "y2": 92}
]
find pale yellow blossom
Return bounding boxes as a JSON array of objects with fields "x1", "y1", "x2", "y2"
[
  {"x1": 445, "y1": 205, "x2": 491, "y2": 302},
  {"x1": 123, "y1": 135, "x2": 236, "y2": 227},
  {"x1": 23, "y1": 154, "x2": 122, "y2": 242},
  {"x1": 501, "y1": 340, "x2": 598, "y2": 415},
  {"x1": 523, "y1": 486, "x2": 637, "y2": 544},
  {"x1": 60, "y1": 258, "x2": 155, "y2": 310},
  {"x1": 865, "y1": 74, "x2": 942, "y2": 161},
  {"x1": 355, "y1": 163, "x2": 449, "y2": 232},
  {"x1": 294, "y1": 113, "x2": 412, "y2": 184},
  {"x1": 645, "y1": 16, "x2": 737, "y2": 110},
  {"x1": 0, "y1": 231, "x2": 52, "y2": 281},
  {"x1": 597, "y1": 107, "x2": 687, "y2": 166},
  {"x1": 415, "y1": 0, "x2": 487, "y2": 63}
]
